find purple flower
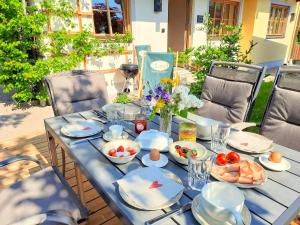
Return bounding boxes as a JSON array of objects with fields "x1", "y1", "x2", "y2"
[
  {"x1": 155, "y1": 86, "x2": 163, "y2": 95},
  {"x1": 162, "y1": 91, "x2": 170, "y2": 103},
  {"x1": 145, "y1": 95, "x2": 152, "y2": 101},
  {"x1": 154, "y1": 95, "x2": 160, "y2": 100}
]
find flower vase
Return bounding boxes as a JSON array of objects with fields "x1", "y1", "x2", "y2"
[{"x1": 160, "y1": 108, "x2": 172, "y2": 136}]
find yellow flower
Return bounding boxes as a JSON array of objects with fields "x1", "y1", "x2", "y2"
[
  {"x1": 172, "y1": 75, "x2": 180, "y2": 86},
  {"x1": 160, "y1": 78, "x2": 171, "y2": 84},
  {"x1": 156, "y1": 99, "x2": 165, "y2": 109}
]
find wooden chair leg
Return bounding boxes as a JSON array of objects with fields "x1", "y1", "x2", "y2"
[
  {"x1": 46, "y1": 131, "x2": 58, "y2": 166},
  {"x1": 61, "y1": 147, "x2": 66, "y2": 177}
]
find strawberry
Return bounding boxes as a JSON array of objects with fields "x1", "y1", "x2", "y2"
[
  {"x1": 108, "y1": 149, "x2": 116, "y2": 156},
  {"x1": 117, "y1": 145, "x2": 125, "y2": 152}
]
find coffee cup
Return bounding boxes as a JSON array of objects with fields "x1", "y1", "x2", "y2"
[
  {"x1": 201, "y1": 182, "x2": 244, "y2": 225},
  {"x1": 109, "y1": 125, "x2": 123, "y2": 139}
]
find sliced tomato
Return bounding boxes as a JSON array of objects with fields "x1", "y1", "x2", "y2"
[
  {"x1": 226, "y1": 152, "x2": 240, "y2": 164},
  {"x1": 216, "y1": 153, "x2": 227, "y2": 166},
  {"x1": 117, "y1": 145, "x2": 125, "y2": 152}
]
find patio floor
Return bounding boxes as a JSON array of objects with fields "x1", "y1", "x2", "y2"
[{"x1": 0, "y1": 131, "x2": 122, "y2": 225}]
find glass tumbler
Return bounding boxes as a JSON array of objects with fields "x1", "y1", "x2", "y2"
[
  {"x1": 188, "y1": 154, "x2": 213, "y2": 191},
  {"x1": 178, "y1": 122, "x2": 197, "y2": 142},
  {"x1": 211, "y1": 123, "x2": 231, "y2": 153}
]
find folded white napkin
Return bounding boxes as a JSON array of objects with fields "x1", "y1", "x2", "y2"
[
  {"x1": 117, "y1": 167, "x2": 184, "y2": 209},
  {"x1": 135, "y1": 129, "x2": 172, "y2": 152},
  {"x1": 228, "y1": 131, "x2": 273, "y2": 153}
]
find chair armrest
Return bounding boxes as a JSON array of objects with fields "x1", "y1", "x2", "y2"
[
  {"x1": 0, "y1": 156, "x2": 45, "y2": 169},
  {"x1": 10, "y1": 210, "x2": 77, "y2": 225},
  {"x1": 231, "y1": 122, "x2": 258, "y2": 131}
]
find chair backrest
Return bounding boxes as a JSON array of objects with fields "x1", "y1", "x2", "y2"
[
  {"x1": 141, "y1": 52, "x2": 174, "y2": 95},
  {"x1": 261, "y1": 66, "x2": 300, "y2": 151},
  {"x1": 44, "y1": 70, "x2": 109, "y2": 116},
  {"x1": 135, "y1": 45, "x2": 151, "y2": 67},
  {"x1": 197, "y1": 61, "x2": 266, "y2": 124}
]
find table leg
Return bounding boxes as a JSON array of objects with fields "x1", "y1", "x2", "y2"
[
  {"x1": 47, "y1": 131, "x2": 58, "y2": 166},
  {"x1": 61, "y1": 147, "x2": 66, "y2": 177},
  {"x1": 75, "y1": 163, "x2": 86, "y2": 205}
]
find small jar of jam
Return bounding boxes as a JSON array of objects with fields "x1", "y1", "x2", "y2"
[{"x1": 135, "y1": 113, "x2": 147, "y2": 134}]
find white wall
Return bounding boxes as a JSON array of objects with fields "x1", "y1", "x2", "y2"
[{"x1": 131, "y1": 0, "x2": 169, "y2": 51}]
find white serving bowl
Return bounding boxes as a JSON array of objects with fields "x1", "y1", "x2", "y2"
[
  {"x1": 102, "y1": 140, "x2": 141, "y2": 164},
  {"x1": 169, "y1": 141, "x2": 208, "y2": 165}
]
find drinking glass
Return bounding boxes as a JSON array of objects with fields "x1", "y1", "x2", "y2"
[
  {"x1": 178, "y1": 122, "x2": 197, "y2": 142},
  {"x1": 211, "y1": 123, "x2": 231, "y2": 153},
  {"x1": 188, "y1": 154, "x2": 213, "y2": 191},
  {"x1": 107, "y1": 106, "x2": 124, "y2": 126}
]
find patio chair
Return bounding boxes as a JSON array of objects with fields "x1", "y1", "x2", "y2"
[
  {"x1": 139, "y1": 52, "x2": 174, "y2": 96},
  {"x1": 196, "y1": 61, "x2": 267, "y2": 124},
  {"x1": 0, "y1": 156, "x2": 88, "y2": 225},
  {"x1": 135, "y1": 45, "x2": 151, "y2": 67},
  {"x1": 259, "y1": 66, "x2": 300, "y2": 151},
  {"x1": 44, "y1": 70, "x2": 109, "y2": 116}
]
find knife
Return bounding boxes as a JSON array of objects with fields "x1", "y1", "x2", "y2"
[
  {"x1": 70, "y1": 134, "x2": 103, "y2": 146},
  {"x1": 144, "y1": 202, "x2": 192, "y2": 225}
]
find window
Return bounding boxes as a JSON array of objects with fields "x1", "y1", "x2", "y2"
[
  {"x1": 209, "y1": 0, "x2": 240, "y2": 36},
  {"x1": 92, "y1": 0, "x2": 128, "y2": 35},
  {"x1": 267, "y1": 4, "x2": 289, "y2": 38}
]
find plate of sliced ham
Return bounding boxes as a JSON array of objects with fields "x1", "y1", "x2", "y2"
[{"x1": 211, "y1": 159, "x2": 267, "y2": 188}]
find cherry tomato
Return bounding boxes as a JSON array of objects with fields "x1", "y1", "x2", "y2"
[
  {"x1": 216, "y1": 153, "x2": 227, "y2": 166},
  {"x1": 117, "y1": 145, "x2": 125, "y2": 152},
  {"x1": 226, "y1": 152, "x2": 240, "y2": 164}
]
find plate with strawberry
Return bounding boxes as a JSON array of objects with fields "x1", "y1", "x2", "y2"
[
  {"x1": 102, "y1": 140, "x2": 141, "y2": 164},
  {"x1": 169, "y1": 141, "x2": 208, "y2": 165}
]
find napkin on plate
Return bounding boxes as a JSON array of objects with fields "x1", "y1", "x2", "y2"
[
  {"x1": 135, "y1": 129, "x2": 172, "y2": 152},
  {"x1": 228, "y1": 131, "x2": 273, "y2": 153},
  {"x1": 117, "y1": 167, "x2": 184, "y2": 209}
]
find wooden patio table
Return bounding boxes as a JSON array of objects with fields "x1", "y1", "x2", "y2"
[{"x1": 44, "y1": 110, "x2": 300, "y2": 225}]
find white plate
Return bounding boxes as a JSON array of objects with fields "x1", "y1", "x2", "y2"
[
  {"x1": 198, "y1": 136, "x2": 211, "y2": 141},
  {"x1": 169, "y1": 141, "x2": 208, "y2": 165},
  {"x1": 103, "y1": 131, "x2": 129, "y2": 142},
  {"x1": 259, "y1": 154, "x2": 291, "y2": 171},
  {"x1": 227, "y1": 132, "x2": 273, "y2": 154},
  {"x1": 102, "y1": 103, "x2": 124, "y2": 113},
  {"x1": 210, "y1": 161, "x2": 268, "y2": 188},
  {"x1": 118, "y1": 169, "x2": 183, "y2": 210},
  {"x1": 141, "y1": 153, "x2": 168, "y2": 168},
  {"x1": 191, "y1": 194, "x2": 251, "y2": 225},
  {"x1": 61, "y1": 120, "x2": 103, "y2": 138}
]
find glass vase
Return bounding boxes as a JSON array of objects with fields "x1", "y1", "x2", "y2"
[{"x1": 160, "y1": 108, "x2": 172, "y2": 136}]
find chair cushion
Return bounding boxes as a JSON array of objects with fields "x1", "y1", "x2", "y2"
[
  {"x1": 45, "y1": 70, "x2": 109, "y2": 116},
  {"x1": 261, "y1": 87, "x2": 300, "y2": 151},
  {"x1": 0, "y1": 167, "x2": 85, "y2": 225},
  {"x1": 197, "y1": 76, "x2": 253, "y2": 124}
]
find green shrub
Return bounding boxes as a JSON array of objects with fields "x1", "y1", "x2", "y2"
[{"x1": 0, "y1": 0, "x2": 132, "y2": 104}]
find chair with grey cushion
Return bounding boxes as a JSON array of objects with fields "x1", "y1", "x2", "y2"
[
  {"x1": 0, "y1": 156, "x2": 88, "y2": 225},
  {"x1": 196, "y1": 61, "x2": 267, "y2": 124},
  {"x1": 259, "y1": 66, "x2": 300, "y2": 151},
  {"x1": 44, "y1": 70, "x2": 110, "y2": 116}
]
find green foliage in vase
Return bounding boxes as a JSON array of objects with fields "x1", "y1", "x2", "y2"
[
  {"x1": 114, "y1": 93, "x2": 132, "y2": 104},
  {"x1": 181, "y1": 15, "x2": 257, "y2": 97},
  {"x1": 0, "y1": 0, "x2": 133, "y2": 103}
]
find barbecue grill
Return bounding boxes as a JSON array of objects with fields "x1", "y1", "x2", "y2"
[{"x1": 120, "y1": 63, "x2": 139, "y2": 93}]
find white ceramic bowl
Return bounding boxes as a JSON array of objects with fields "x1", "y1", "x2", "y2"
[
  {"x1": 196, "y1": 119, "x2": 218, "y2": 139},
  {"x1": 169, "y1": 141, "x2": 208, "y2": 165},
  {"x1": 102, "y1": 140, "x2": 141, "y2": 164}
]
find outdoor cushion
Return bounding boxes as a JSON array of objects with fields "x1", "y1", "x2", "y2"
[
  {"x1": 0, "y1": 167, "x2": 85, "y2": 225},
  {"x1": 261, "y1": 87, "x2": 300, "y2": 151},
  {"x1": 197, "y1": 76, "x2": 253, "y2": 124},
  {"x1": 45, "y1": 70, "x2": 109, "y2": 116}
]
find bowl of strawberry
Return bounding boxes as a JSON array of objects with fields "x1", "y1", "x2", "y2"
[
  {"x1": 102, "y1": 140, "x2": 141, "y2": 164},
  {"x1": 169, "y1": 141, "x2": 208, "y2": 165}
]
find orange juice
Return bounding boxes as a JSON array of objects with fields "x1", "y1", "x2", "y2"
[{"x1": 179, "y1": 122, "x2": 197, "y2": 142}]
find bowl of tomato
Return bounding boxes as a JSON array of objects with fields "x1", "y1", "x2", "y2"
[
  {"x1": 102, "y1": 140, "x2": 141, "y2": 164},
  {"x1": 169, "y1": 141, "x2": 208, "y2": 165}
]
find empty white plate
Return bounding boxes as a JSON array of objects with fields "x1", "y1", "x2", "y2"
[
  {"x1": 61, "y1": 120, "x2": 103, "y2": 138},
  {"x1": 142, "y1": 153, "x2": 168, "y2": 168},
  {"x1": 259, "y1": 154, "x2": 291, "y2": 171}
]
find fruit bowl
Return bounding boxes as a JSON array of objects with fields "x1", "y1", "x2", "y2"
[
  {"x1": 169, "y1": 141, "x2": 208, "y2": 165},
  {"x1": 102, "y1": 140, "x2": 141, "y2": 164}
]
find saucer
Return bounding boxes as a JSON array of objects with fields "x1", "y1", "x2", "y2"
[
  {"x1": 198, "y1": 135, "x2": 211, "y2": 141},
  {"x1": 259, "y1": 154, "x2": 291, "y2": 171},
  {"x1": 141, "y1": 153, "x2": 168, "y2": 168},
  {"x1": 191, "y1": 194, "x2": 251, "y2": 225},
  {"x1": 103, "y1": 131, "x2": 129, "y2": 142}
]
